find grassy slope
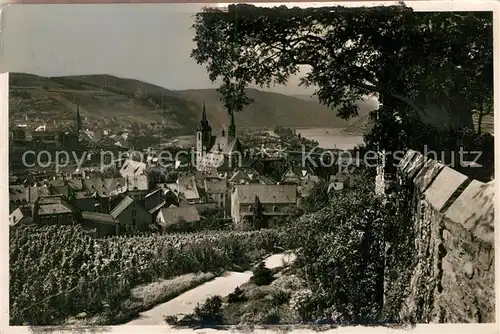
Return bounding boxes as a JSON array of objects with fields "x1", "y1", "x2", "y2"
[{"x1": 9, "y1": 73, "x2": 372, "y2": 135}]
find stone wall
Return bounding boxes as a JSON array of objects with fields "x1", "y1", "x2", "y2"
[{"x1": 397, "y1": 150, "x2": 495, "y2": 323}]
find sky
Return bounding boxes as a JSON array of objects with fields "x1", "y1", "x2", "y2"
[{"x1": 2, "y1": 1, "x2": 487, "y2": 95}]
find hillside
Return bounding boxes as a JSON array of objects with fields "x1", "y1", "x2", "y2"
[
  {"x1": 9, "y1": 73, "x2": 375, "y2": 136},
  {"x1": 344, "y1": 112, "x2": 494, "y2": 136}
]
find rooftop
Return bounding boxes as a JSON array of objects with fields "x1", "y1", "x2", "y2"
[
  {"x1": 110, "y1": 196, "x2": 134, "y2": 219},
  {"x1": 38, "y1": 203, "x2": 73, "y2": 215},
  {"x1": 204, "y1": 178, "x2": 227, "y2": 194},
  {"x1": 82, "y1": 211, "x2": 116, "y2": 224},
  {"x1": 234, "y1": 184, "x2": 297, "y2": 204},
  {"x1": 159, "y1": 205, "x2": 200, "y2": 224}
]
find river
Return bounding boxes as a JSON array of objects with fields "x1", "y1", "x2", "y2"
[{"x1": 296, "y1": 128, "x2": 364, "y2": 150}]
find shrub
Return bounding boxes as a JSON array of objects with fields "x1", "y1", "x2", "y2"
[
  {"x1": 268, "y1": 289, "x2": 291, "y2": 306},
  {"x1": 227, "y1": 287, "x2": 247, "y2": 303},
  {"x1": 270, "y1": 274, "x2": 307, "y2": 293},
  {"x1": 193, "y1": 295, "x2": 223, "y2": 325},
  {"x1": 287, "y1": 176, "x2": 392, "y2": 323},
  {"x1": 251, "y1": 262, "x2": 275, "y2": 286},
  {"x1": 259, "y1": 310, "x2": 281, "y2": 324},
  {"x1": 289, "y1": 289, "x2": 315, "y2": 322}
]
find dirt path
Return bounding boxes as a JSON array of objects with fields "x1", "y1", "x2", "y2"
[{"x1": 125, "y1": 252, "x2": 295, "y2": 326}]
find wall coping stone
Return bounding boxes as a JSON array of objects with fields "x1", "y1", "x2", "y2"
[
  {"x1": 406, "y1": 153, "x2": 428, "y2": 180},
  {"x1": 445, "y1": 180, "x2": 495, "y2": 244},
  {"x1": 399, "y1": 150, "x2": 418, "y2": 172},
  {"x1": 424, "y1": 166, "x2": 469, "y2": 212},
  {"x1": 413, "y1": 159, "x2": 445, "y2": 193}
]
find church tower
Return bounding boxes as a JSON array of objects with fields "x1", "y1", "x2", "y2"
[{"x1": 196, "y1": 101, "x2": 212, "y2": 169}]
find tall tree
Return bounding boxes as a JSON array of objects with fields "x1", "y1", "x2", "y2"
[
  {"x1": 252, "y1": 195, "x2": 265, "y2": 229},
  {"x1": 191, "y1": 4, "x2": 493, "y2": 132}
]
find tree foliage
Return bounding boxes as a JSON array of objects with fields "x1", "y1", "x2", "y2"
[
  {"x1": 191, "y1": 5, "x2": 492, "y2": 130},
  {"x1": 252, "y1": 195, "x2": 266, "y2": 229}
]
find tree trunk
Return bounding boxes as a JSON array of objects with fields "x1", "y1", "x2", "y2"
[{"x1": 477, "y1": 103, "x2": 484, "y2": 135}]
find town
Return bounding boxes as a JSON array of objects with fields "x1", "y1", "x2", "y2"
[
  {"x1": 7, "y1": 2, "x2": 494, "y2": 330},
  {"x1": 9, "y1": 101, "x2": 362, "y2": 236}
]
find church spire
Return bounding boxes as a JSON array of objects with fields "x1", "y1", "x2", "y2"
[
  {"x1": 198, "y1": 100, "x2": 211, "y2": 132},
  {"x1": 75, "y1": 104, "x2": 82, "y2": 132},
  {"x1": 228, "y1": 111, "x2": 236, "y2": 140},
  {"x1": 202, "y1": 100, "x2": 207, "y2": 122}
]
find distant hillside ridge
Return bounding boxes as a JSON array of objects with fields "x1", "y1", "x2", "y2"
[
  {"x1": 9, "y1": 73, "x2": 376, "y2": 135},
  {"x1": 343, "y1": 112, "x2": 494, "y2": 136}
]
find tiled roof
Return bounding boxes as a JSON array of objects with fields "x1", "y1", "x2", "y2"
[
  {"x1": 47, "y1": 179, "x2": 65, "y2": 187},
  {"x1": 159, "y1": 205, "x2": 200, "y2": 225},
  {"x1": 199, "y1": 152, "x2": 226, "y2": 170},
  {"x1": 148, "y1": 201, "x2": 166, "y2": 214},
  {"x1": 145, "y1": 189, "x2": 163, "y2": 211},
  {"x1": 50, "y1": 185, "x2": 70, "y2": 197},
  {"x1": 82, "y1": 211, "x2": 116, "y2": 224},
  {"x1": 38, "y1": 203, "x2": 73, "y2": 215},
  {"x1": 67, "y1": 179, "x2": 83, "y2": 190},
  {"x1": 177, "y1": 175, "x2": 199, "y2": 201},
  {"x1": 83, "y1": 177, "x2": 127, "y2": 197},
  {"x1": 119, "y1": 159, "x2": 147, "y2": 178},
  {"x1": 110, "y1": 196, "x2": 134, "y2": 219},
  {"x1": 9, "y1": 185, "x2": 27, "y2": 202},
  {"x1": 38, "y1": 195, "x2": 63, "y2": 205},
  {"x1": 234, "y1": 184, "x2": 297, "y2": 204},
  {"x1": 224, "y1": 137, "x2": 242, "y2": 155},
  {"x1": 229, "y1": 170, "x2": 251, "y2": 183},
  {"x1": 210, "y1": 135, "x2": 229, "y2": 153},
  {"x1": 204, "y1": 178, "x2": 227, "y2": 194}
]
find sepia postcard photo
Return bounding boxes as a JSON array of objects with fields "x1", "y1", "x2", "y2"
[{"x1": 1, "y1": 1, "x2": 497, "y2": 333}]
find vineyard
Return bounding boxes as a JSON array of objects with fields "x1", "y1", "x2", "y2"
[{"x1": 9, "y1": 225, "x2": 286, "y2": 325}]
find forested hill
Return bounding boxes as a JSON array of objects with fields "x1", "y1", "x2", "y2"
[{"x1": 9, "y1": 73, "x2": 375, "y2": 134}]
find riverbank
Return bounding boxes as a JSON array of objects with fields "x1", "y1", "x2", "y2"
[{"x1": 295, "y1": 128, "x2": 364, "y2": 150}]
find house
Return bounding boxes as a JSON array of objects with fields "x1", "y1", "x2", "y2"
[
  {"x1": 327, "y1": 174, "x2": 350, "y2": 193},
  {"x1": 194, "y1": 202, "x2": 219, "y2": 214},
  {"x1": 9, "y1": 207, "x2": 32, "y2": 227},
  {"x1": 156, "y1": 205, "x2": 200, "y2": 228},
  {"x1": 119, "y1": 159, "x2": 147, "y2": 179},
  {"x1": 144, "y1": 188, "x2": 165, "y2": 212},
  {"x1": 297, "y1": 177, "x2": 319, "y2": 198},
  {"x1": 231, "y1": 184, "x2": 297, "y2": 225},
  {"x1": 83, "y1": 177, "x2": 127, "y2": 198},
  {"x1": 204, "y1": 178, "x2": 228, "y2": 209},
  {"x1": 177, "y1": 175, "x2": 200, "y2": 204},
  {"x1": 126, "y1": 175, "x2": 149, "y2": 200},
  {"x1": 144, "y1": 188, "x2": 174, "y2": 221},
  {"x1": 47, "y1": 179, "x2": 71, "y2": 197},
  {"x1": 23, "y1": 185, "x2": 51, "y2": 204},
  {"x1": 229, "y1": 170, "x2": 252, "y2": 185},
  {"x1": 31, "y1": 131, "x2": 61, "y2": 146},
  {"x1": 73, "y1": 195, "x2": 101, "y2": 213},
  {"x1": 110, "y1": 196, "x2": 151, "y2": 233},
  {"x1": 12, "y1": 127, "x2": 29, "y2": 143},
  {"x1": 242, "y1": 157, "x2": 265, "y2": 175},
  {"x1": 81, "y1": 211, "x2": 118, "y2": 237},
  {"x1": 281, "y1": 165, "x2": 318, "y2": 184},
  {"x1": 327, "y1": 167, "x2": 360, "y2": 193},
  {"x1": 33, "y1": 196, "x2": 75, "y2": 226}
]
